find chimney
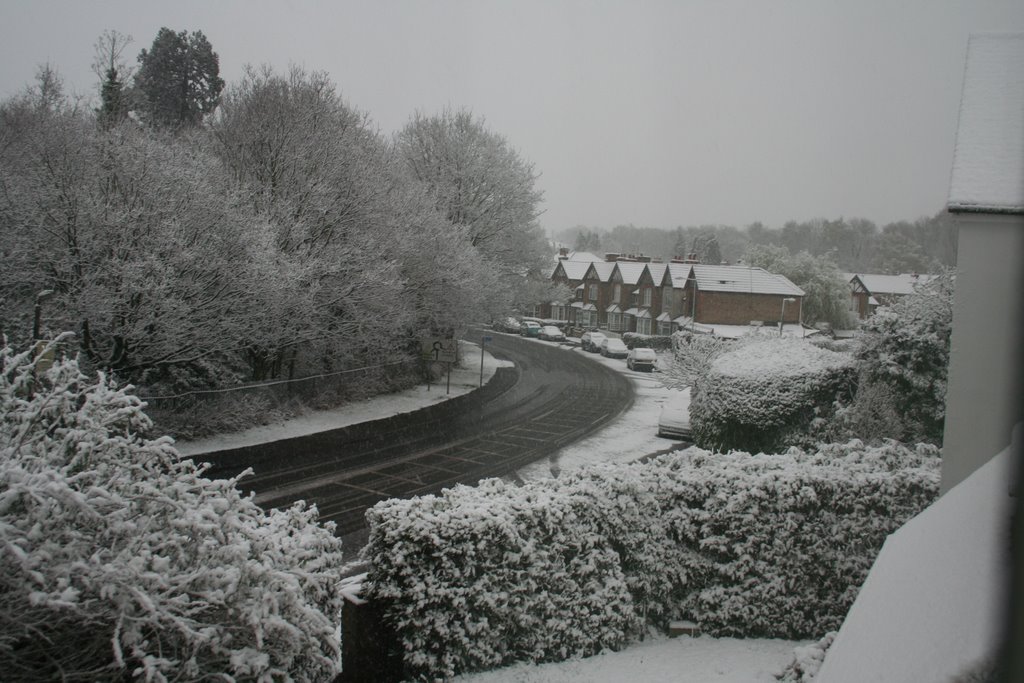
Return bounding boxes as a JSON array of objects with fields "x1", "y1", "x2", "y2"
[
  {"x1": 558, "y1": 247, "x2": 569, "y2": 259},
  {"x1": 605, "y1": 253, "x2": 620, "y2": 262}
]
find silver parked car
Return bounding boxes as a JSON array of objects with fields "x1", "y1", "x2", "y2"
[
  {"x1": 626, "y1": 347, "x2": 657, "y2": 372},
  {"x1": 599, "y1": 337, "x2": 628, "y2": 359},
  {"x1": 580, "y1": 331, "x2": 607, "y2": 353}
]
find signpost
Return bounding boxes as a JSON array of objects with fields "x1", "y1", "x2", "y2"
[
  {"x1": 480, "y1": 335, "x2": 492, "y2": 386},
  {"x1": 421, "y1": 337, "x2": 458, "y2": 394}
]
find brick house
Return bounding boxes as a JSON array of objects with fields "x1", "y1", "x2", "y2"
[
  {"x1": 575, "y1": 261, "x2": 615, "y2": 328},
  {"x1": 543, "y1": 259, "x2": 592, "y2": 323},
  {"x1": 660, "y1": 262, "x2": 805, "y2": 329},
  {"x1": 847, "y1": 273, "x2": 932, "y2": 319}
]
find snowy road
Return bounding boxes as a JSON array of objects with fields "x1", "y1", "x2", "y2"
[{"x1": 200, "y1": 331, "x2": 634, "y2": 541}]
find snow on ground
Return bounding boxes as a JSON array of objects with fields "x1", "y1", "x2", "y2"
[
  {"x1": 172, "y1": 334, "x2": 803, "y2": 681},
  {"x1": 453, "y1": 634, "x2": 799, "y2": 683}
]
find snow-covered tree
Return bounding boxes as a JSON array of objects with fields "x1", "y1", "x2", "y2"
[
  {"x1": 851, "y1": 270, "x2": 955, "y2": 444},
  {"x1": 0, "y1": 339, "x2": 346, "y2": 681},
  {"x1": 744, "y1": 244, "x2": 853, "y2": 329},
  {"x1": 396, "y1": 108, "x2": 550, "y2": 313}
]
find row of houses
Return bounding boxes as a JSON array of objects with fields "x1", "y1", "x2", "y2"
[
  {"x1": 539, "y1": 250, "x2": 806, "y2": 336},
  {"x1": 538, "y1": 248, "x2": 935, "y2": 336}
]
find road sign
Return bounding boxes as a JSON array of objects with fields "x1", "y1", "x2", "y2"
[
  {"x1": 482, "y1": 335, "x2": 492, "y2": 343},
  {"x1": 421, "y1": 338, "x2": 457, "y2": 363}
]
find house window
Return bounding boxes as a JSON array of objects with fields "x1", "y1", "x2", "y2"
[
  {"x1": 613, "y1": 283, "x2": 621, "y2": 301},
  {"x1": 637, "y1": 317, "x2": 652, "y2": 335},
  {"x1": 608, "y1": 312, "x2": 622, "y2": 332},
  {"x1": 588, "y1": 284, "x2": 598, "y2": 301},
  {"x1": 642, "y1": 289, "x2": 652, "y2": 307},
  {"x1": 658, "y1": 320, "x2": 673, "y2": 336}
]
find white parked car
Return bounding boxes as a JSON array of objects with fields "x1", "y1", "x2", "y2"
[
  {"x1": 626, "y1": 347, "x2": 657, "y2": 372},
  {"x1": 599, "y1": 338, "x2": 628, "y2": 359},
  {"x1": 657, "y1": 387, "x2": 692, "y2": 439},
  {"x1": 580, "y1": 331, "x2": 607, "y2": 353},
  {"x1": 539, "y1": 325, "x2": 566, "y2": 342}
]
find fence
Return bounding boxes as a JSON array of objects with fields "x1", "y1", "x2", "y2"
[{"x1": 140, "y1": 358, "x2": 419, "y2": 411}]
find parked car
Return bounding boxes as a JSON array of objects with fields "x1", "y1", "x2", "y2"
[
  {"x1": 600, "y1": 338, "x2": 629, "y2": 359},
  {"x1": 520, "y1": 321, "x2": 542, "y2": 338},
  {"x1": 580, "y1": 331, "x2": 607, "y2": 353},
  {"x1": 492, "y1": 316, "x2": 521, "y2": 333},
  {"x1": 539, "y1": 325, "x2": 566, "y2": 342},
  {"x1": 626, "y1": 347, "x2": 658, "y2": 372},
  {"x1": 657, "y1": 388, "x2": 692, "y2": 439}
]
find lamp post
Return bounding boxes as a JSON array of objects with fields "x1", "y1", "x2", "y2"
[
  {"x1": 779, "y1": 297, "x2": 796, "y2": 336},
  {"x1": 32, "y1": 289, "x2": 55, "y2": 341}
]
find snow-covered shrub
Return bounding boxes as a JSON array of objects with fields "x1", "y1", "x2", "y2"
[
  {"x1": 691, "y1": 337, "x2": 856, "y2": 453},
  {"x1": 364, "y1": 440, "x2": 939, "y2": 678},
  {"x1": 364, "y1": 478, "x2": 640, "y2": 680},
  {"x1": 0, "y1": 340, "x2": 346, "y2": 681},
  {"x1": 663, "y1": 331, "x2": 732, "y2": 389},
  {"x1": 776, "y1": 631, "x2": 837, "y2": 682},
  {"x1": 621, "y1": 332, "x2": 672, "y2": 351}
]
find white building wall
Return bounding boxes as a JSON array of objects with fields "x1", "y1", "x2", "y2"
[{"x1": 941, "y1": 213, "x2": 1024, "y2": 493}]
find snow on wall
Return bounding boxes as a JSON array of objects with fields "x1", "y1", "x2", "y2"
[{"x1": 815, "y1": 445, "x2": 1015, "y2": 683}]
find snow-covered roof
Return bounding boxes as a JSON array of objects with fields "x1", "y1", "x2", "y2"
[
  {"x1": 852, "y1": 273, "x2": 930, "y2": 296},
  {"x1": 612, "y1": 262, "x2": 647, "y2": 286},
  {"x1": 584, "y1": 262, "x2": 616, "y2": 282},
  {"x1": 656, "y1": 312, "x2": 673, "y2": 322},
  {"x1": 553, "y1": 260, "x2": 594, "y2": 281},
  {"x1": 623, "y1": 307, "x2": 642, "y2": 316},
  {"x1": 646, "y1": 262, "x2": 668, "y2": 284},
  {"x1": 691, "y1": 265, "x2": 804, "y2": 297},
  {"x1": 665, "y1": 263, "x2": 692, "y2": 287},
  {"x1": 606, "y1": 304, "x2": 621, "y2": 313},
  {"x1": 570, "y1": 301, "x2": 584, "y2": 309},
  {"x1": 554, "y1": 249, "x2": 602, "y2": 263},
  {"x1": 948, "y1": 33, "x2": 1024, "y2": 214}
]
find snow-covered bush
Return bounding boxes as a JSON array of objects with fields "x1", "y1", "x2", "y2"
[
  {"x1": 364, "y1": 440, "x2": 939, "y2": 678},
  {"x1": 0, "y1": 340, "x2": 346, "y2": 681},
  {"x1": 777, "y1": 631, "x2": 837, "y2": 682},
  {"x1": 690, "y1": 337, "x2": 856, "y2": 453},
  {"x1": 363, "y1": 479, "x2": 640, "y2": 679},
  {"x1": 621, "y1": 332, "x2": 672, "y2": 351}
]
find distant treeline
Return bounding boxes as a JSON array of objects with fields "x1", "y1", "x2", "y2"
[{"x1": 561, "y1": 212, "x2": 957, "y2": 274}]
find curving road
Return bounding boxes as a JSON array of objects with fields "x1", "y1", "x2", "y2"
[{"x1": 201, "y1": 329, "x2": 634, "y2": 543}]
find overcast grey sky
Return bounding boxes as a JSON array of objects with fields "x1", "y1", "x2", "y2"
[{"x1": 2, "y1": 1, "x2": 1022, "y2": 235}]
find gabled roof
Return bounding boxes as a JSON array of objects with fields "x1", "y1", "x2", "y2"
[
  {"x1": 551, "y1": 260, "x2": 593, "y2": 281},
  {"x1": 611, "y1": 261, "x2": 647, "y2": 286},
  {"x1": 690, "y1": 264, "x2": 804, "y2": 297},
  {"x1": 582, "y1": 261, "x2": 616, "y2": 282},
  {"x1": 948, "y1": 33, "x2": 1024, "y2": 214},
  {"x1": 850, "y1": 273, "x2": 931, "y2": 297},
  {"x1": 646, "y1": 262, "x2": 668, "y2": 285}
]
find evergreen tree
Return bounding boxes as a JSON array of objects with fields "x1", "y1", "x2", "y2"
[{"x1": 134, "y1": 27, "x2": 224, "y2": 128}]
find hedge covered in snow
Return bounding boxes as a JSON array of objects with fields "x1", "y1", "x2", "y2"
[
  {"x1": 690, "y1": 337, "x2": 856, "y2": 453},
  {"x1": 364, "y1": 440, "x2": 939, "y2": 679},
  {"x1": 0, "y1": 341, "x2": 346, "y2": 681}
]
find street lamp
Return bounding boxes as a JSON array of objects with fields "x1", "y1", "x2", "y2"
[
  {"x1": 32, "y1": 289, "x2": 55, "y2": 341},
  {"x1": 779, "y1": 297, "x2": 796, "y2": 337}
]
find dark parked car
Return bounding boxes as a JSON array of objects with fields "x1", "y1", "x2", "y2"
[
  {"x1": 580, "y1": 331, "x2": 607, "y2": 353},
  {"x1": 539, "y1": 325, "x2": 566, "y2": 342}
]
